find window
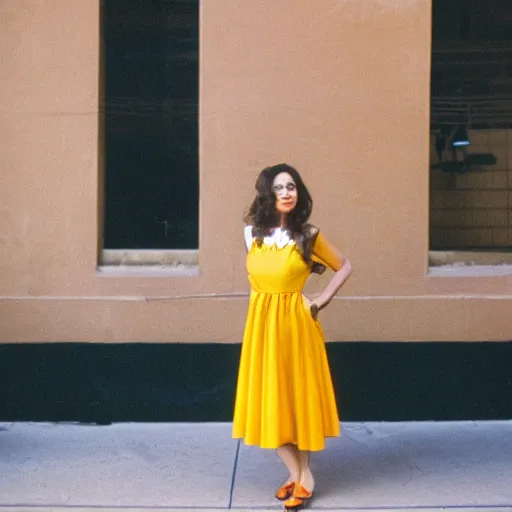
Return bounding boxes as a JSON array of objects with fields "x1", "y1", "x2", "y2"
[
  {"x1": 102, "y1": 0, "x2": 199, "y2": 256},
  {"x1": 429, "y1": 0, "x2": 512, "y2": 267}
]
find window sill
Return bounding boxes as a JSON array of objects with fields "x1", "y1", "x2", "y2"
[
  {"x1": 428, "y1": 264, "x2": 512, "y2": 277},
  {"x1": 428, "y1": 250, "x2": 512, "y2": 277},
  {"x1": 97, "y1": 250, "x2": 199, "y2": 277}
]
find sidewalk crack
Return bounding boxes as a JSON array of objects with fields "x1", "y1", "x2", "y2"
[{"x1": 228, "y1": 439, "x2": 241, "y2": 509}]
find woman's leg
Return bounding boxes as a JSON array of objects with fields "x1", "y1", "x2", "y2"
[
  {"x1": 276, "y1": 443, "x2": 300, "y2": 483},
  {"x1": 298, "y1": 450, "x2": 315, "y2": 492},
  {"x1": 281, "y1": 449, "x2": 315, "y2": 509}
]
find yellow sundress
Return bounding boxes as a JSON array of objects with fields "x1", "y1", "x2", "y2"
[{"x1": 232, "y1": 226, "x2": 344, "y2": 451}]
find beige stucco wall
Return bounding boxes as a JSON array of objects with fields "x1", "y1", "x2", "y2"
[{"x1": 1, "y1": 0, "x2": 511, "y2": 343}]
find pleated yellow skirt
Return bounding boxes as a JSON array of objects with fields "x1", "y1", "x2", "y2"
[{"x1": 232, "y1": 242, "x2": 340, "y2": 451}]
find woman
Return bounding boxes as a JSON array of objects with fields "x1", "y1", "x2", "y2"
[{"x1": 233, "y1": 163, "x2": 352, "y2": 510}]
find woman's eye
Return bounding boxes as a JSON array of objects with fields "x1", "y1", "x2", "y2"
[{"x1": 286, "y1": 183, "x2": 296, "y2": 191}]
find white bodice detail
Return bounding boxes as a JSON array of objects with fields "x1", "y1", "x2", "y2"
[{"x1": 244, "y1": 225, "x2": 295, "y2": 251}]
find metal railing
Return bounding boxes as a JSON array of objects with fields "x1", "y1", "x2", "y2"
[
  {"x1": 431, "y1": 95, "x2": 512, "y2": 127},
  {"x1": 101, "y1": 97, "x2": 198, "y2": 118}
]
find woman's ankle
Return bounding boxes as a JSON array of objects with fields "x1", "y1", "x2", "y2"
[
  {"x1": 299, "y1": 468, "x2": 315, "y2": 491},
  {"x1": 287, "y1": 473, "x2": 299, "y2": 484}
]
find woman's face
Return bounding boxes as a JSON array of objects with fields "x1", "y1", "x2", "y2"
[{"x1": 273, "y1": 172, "x2": 298, "y2": 214}]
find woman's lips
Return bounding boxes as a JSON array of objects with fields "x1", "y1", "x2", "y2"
[{"x1": 281, "y1": 201, "x2": 294, "y2": 207}]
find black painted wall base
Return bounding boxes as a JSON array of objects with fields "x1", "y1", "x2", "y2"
[{"x1": 1, "y1": 342, "x2": 511, "y2": 423}]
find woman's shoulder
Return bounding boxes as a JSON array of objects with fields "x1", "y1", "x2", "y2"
[
  {"x1": 301, "y1": 223, "x2": 320, "y2": 241},
  {"x1": 298, "y1": 223, "x2": 325, "y2": 274},
  {"x1": 244, "y1": 225, "x2": 253, "y2": 250}
]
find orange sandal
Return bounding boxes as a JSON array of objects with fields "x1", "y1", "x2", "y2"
[
  {"x1": 275, "y1": 481, "x2": 295, "y2": 500},
  {"x1": 283, "y1": 483, "x2": 314, "y2": 510}
]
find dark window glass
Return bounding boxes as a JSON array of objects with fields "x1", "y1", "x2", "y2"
[{"x1": 103, "y1": 0, "x2": 199, "y2": 249}]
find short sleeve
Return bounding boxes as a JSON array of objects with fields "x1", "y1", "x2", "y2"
[
  {"x1": 244, "y1": 225, "x2": 253, "y2": 251},
  {"x1": 312, "y1": 232, "x2": 344, "y2": 271}
]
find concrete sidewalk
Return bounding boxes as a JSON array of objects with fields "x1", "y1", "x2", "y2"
[{"x1": 0, "y1": 421, "x2": 511, "y2": 511}]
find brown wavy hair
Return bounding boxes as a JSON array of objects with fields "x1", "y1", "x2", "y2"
[{"x1": 245, "y1": 163, "x2": 317, "y2": 264}]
